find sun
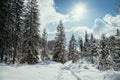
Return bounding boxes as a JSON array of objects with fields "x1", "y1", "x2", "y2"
[
  {"x1": 74, "y1": 4, "x2": 86, "y2": 15},
  {"x1": 71, "y1": 3, "x2": 87, "y2": 19}
]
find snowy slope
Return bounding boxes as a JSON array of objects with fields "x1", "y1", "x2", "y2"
[{"x1": 0, "y1": 60, "x2": 120, "y2": 80}]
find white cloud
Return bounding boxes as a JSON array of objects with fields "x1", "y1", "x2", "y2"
[
  {"x1": 93, "y1": 14, "x2": 120, "y2": 39},
  {"x1": 93, "y1": 18, "x2": 107, "y2": 32},
  {"x1": 38, "y1": 0, "x2": 89, "y2": 29},
  {"x1": 38, "y1": 0, "x2": 66, "y2": 29},
  {"x1": 48, "y1": 30, "x2": 56, "y2": 35},
  {"x1": 38, "y1": 0, "x2": 120, "y2": 40},
  {"x1": 65, "y1": 26, "x2": 93, "y2": 41},
  {"x1": 47, "y1": 25, "x2": 93, "y2": 41},
  {"x1": 103, "y1": 14, "x2": 120, "y2": 27},
  {"x1": 38, "y1": 0, "x2": 90, "y2": 40},
  {"x1": 66, "y1": 26, "x2": 92, "y2": 33},
  {"x1": 47, "y1": 14, "x2": 120, "y2": 40}
]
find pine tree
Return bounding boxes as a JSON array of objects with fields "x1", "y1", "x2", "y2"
[
  {"x1": 0, "y1": 0, "x2": 8, "y2": 62},
  {"x1": 52, "y1": 21, "x2": 66, "y2": 63},
  {"x1": 21, "y1": 0, "x2": 40, "y2": 64},
  {"x1": 110, "y1": 29, "x2": 120, "y2": 70},
  {"x1": 0, "y1": 0, "x2": 22, "y2": 63},
  {"x1": 11, "y1": 0, "x2": 25, "y2": 64},
  {"x1": 78, "y1": 36, "x2": 83, "y2": 60},
  {"x1": 90, "y1": 34, "x2": 94, "y2": 42},
  {"x1": 89, "y1": 34, "x2": 98, "y2": 64},
  {"x1": 68, "y1": 34, "x2": 79, "y2": 63},
  {"x1": 84, "y1": 30, "x2": 90, "y2": 58},
  {"x1": 41, "y1": 28, "x2": 50, "y2": 61},
  {"x1": 85, "y1": 30, "x2": 88, "y2": 43},
  {"x1": 98, "y1": 34, "x2": 113, "y2": 70},
  {"x1": 117, "y1": 28, "x2": 120, "y2": 36},
  {"x1": 4, "y1": 0, "x2": 12, "y2": 63}
]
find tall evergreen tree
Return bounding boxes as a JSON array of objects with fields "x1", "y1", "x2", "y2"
[
  {"x1": 52, "y1": 21, "x2": 66, "y2": 63},
  {"x1": 21, "y1": 0, "x2": 40, "y2": 64},
  {"x1": 68, "y1": 34, "x2": 79, "y2": 63},
  {"x1": 4, "y1": 0, "x2": 13, "y2": 63},
  {"x1": 41, "y1": 28, "x2": 50, "y2": 61},
  {"x1": 12, "y1": 0, "x2": 25, "y2": 64},
  {"x1": 90, "y1": 34, "x2": 98, "y2": 64},
  {"x1": 90, "y1": 34, "x2": 94, "y2": 42},
  {"x1": 98, "y1": 34, "x2": 113, "y2": 70},
  {"x1": 0, "y1": 0, "x2": 24, "y2": 63},
  {"x1": 110, "y1": 29, "x2": 120, "y2": 70},
  {"x1": 78, "y1": 37, "x2": 83, "y2": 60},
  {"x1": 117, "y1": 28, "x2": 120, "y2": 36},
  {"x1": 0, "y1": 0, "x2": 8, "y2": 62},
  {"x1": 84, "y1": 30, "x2": 90, "y2": 57},
  {"x1": 85, "y1": 30, "x2": 88, "y2": 43}
]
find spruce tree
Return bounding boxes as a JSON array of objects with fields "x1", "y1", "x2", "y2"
[
  {"x1": 68, "y1": 34, "x2": 79, "y2": 63},
  {"x1": 12, "y1": 0, "x2": 25, "y2": 64},
  {"x1": 21, "y1": 0, "x2": 40, "y2": 64},
  {"x1": 0, "y1": 0, "x2": 8, "y2": 62},
  {"x1": 52, "y1": 21, "x2": 66, "y2": 63},
  {"x1": 41, "y1": 28, "x2": 50, "y2": 61},
  {"x1": 98, "y1": 34, "x2": 113, "y2": 70},
  {"x1": 117, "y1": 28, "x2": 120, "y2": 36},
  {"x1": 84, "y1": 30, "x2": 90, "y2": 58},
  {"x1": 0, "y1": 0, "x2": 21, "y2": 63},
  {"x1": 110, "y1": 29, "x2": 120, "y2": 70},
  {"x1": 90, "y1": 34, "x2": 98, "y2": 64},
  {"x1": 78, "y1": 36, "x2": 83, "y2": 60}
]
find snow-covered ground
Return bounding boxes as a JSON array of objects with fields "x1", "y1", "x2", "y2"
[{"x1": 0, "y1": 60, "x2": 120, "y2": 80}]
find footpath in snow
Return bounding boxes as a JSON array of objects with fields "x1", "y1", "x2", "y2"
[{"x1": 0, "y1": 60, "x2": 120, "y2": 80}]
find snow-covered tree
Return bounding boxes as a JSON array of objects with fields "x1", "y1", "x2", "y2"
[
  {"x1": 110, "y1": 29, "x2": 120, "y2": 70},
  {"x1": 0, "y1": 0, "x2": 25, "y2": 64},
  {"x1": 21, "y1": 0, "x2": 40, "y2": 64},
  {"x1": 12, "y1": 0, "x2": 25, "y2": 64},
  {"x1": 41, "y1": 28, "x2": 50, "y2": 61},
  {"x1": 68, "y1": 34, "x2": 79, "y2": 63},
  {"x1": 98, "y1": 34, "x2": 113, "y2": 70},
  {"x1": 78, "y1": 36, "x2": 83, "y2": 60},
  {"x1": 84, "y1": 30, "x2": 90, "y2": 57},
  {"x1": 117, "y1": 28, "x2": 120, "y2": 35},
  {"x1": 89, "y1": 34, "x2": 98, "y2": 64},
  {"x1": 52, "y1": 21, "x2": 66, "y2": 63},
  {"x1": 0, "y1": 0, "x2": 9, "y2": 62}
]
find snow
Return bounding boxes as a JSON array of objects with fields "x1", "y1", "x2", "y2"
[{"x1": 0, "y1": 60, "x2": 120, "y2": 80}]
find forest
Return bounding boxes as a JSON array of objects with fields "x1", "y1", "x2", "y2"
[{"x1": 0, "y1": 0, "x2": 120, "y2": 73}]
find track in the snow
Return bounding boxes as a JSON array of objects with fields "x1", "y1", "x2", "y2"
[{"x1": 57, "y1": 64, "x2": 81, "y2": 80}]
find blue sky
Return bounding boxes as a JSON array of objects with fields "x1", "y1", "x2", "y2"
[
  {"x1": 55, "y1": 0, "x2": 118, "y2": 14},
  {"x1": 39, "y1": 0, "x2": 120, "y2": 41},
  {"x1": 55, "y1": 0, "x2": 118, "y2": 27}
]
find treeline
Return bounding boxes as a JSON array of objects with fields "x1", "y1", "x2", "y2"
[
  {"x1": 50, "y1": 21, "x2": 120, "y2": 71},
  {"x1": 0, "y1": 0, "x2": 120, "y2": 71}
]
